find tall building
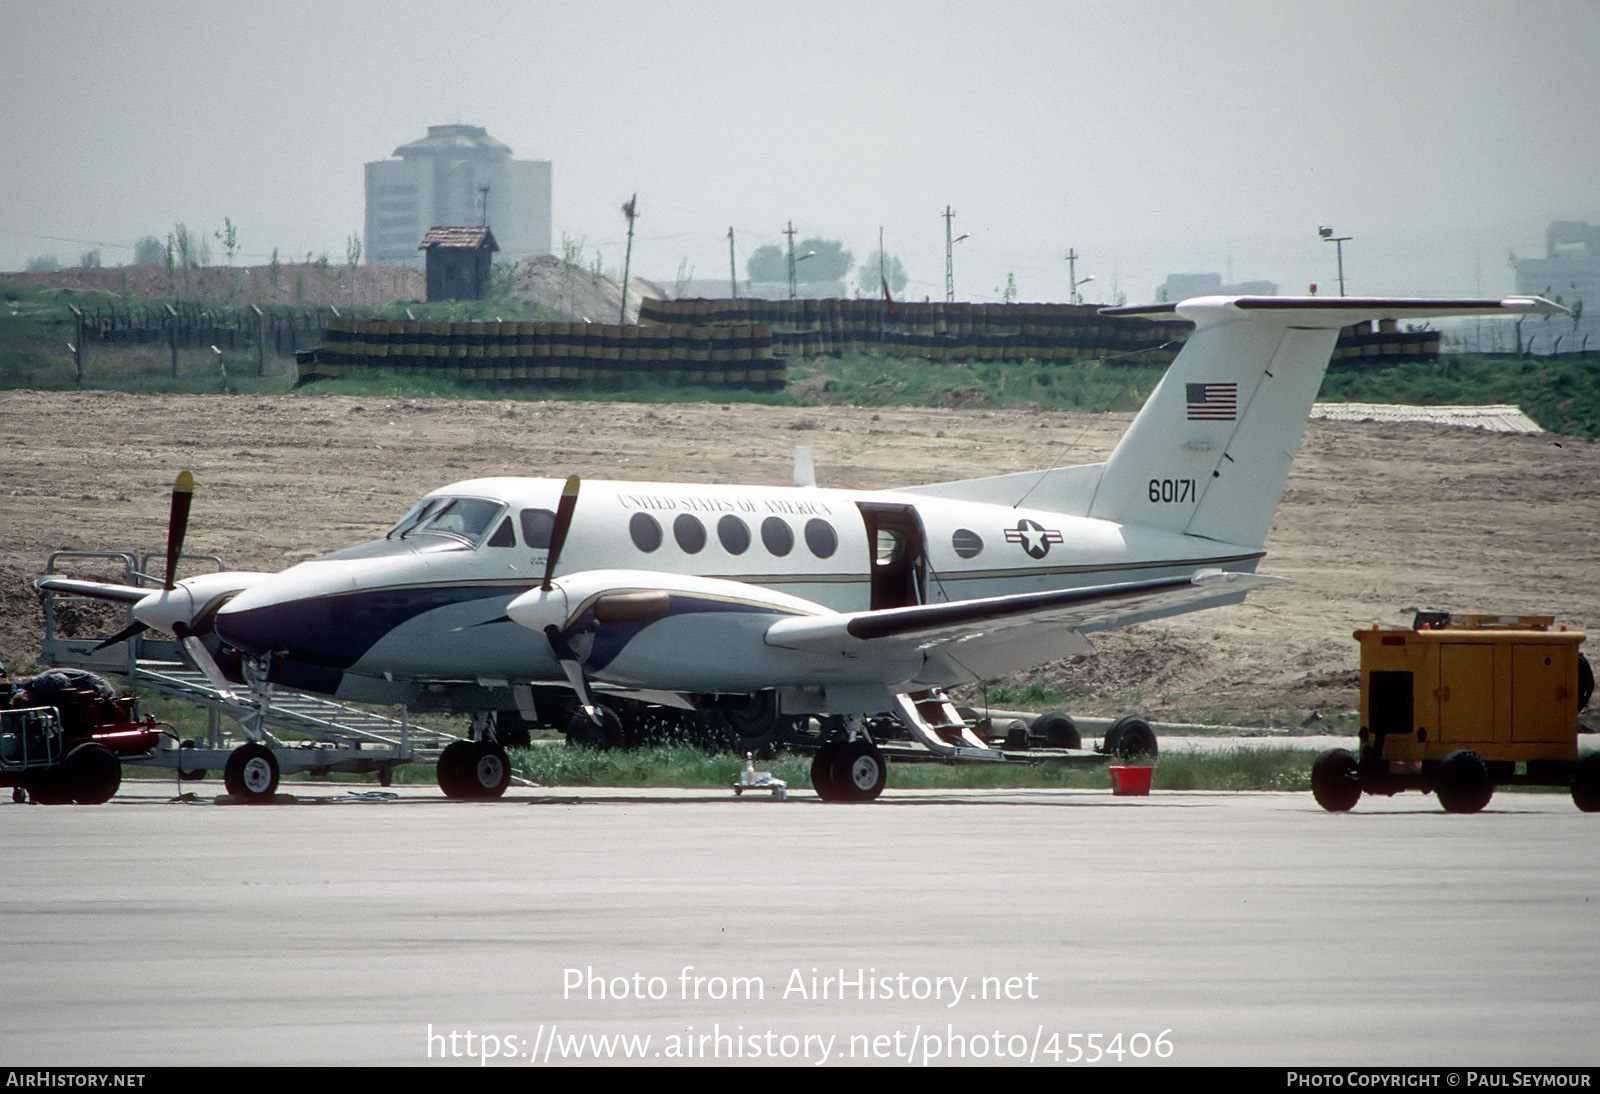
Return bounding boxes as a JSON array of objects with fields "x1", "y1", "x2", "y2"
[{"x1": 364, "y1": 124, "x2": 551, "y2": 269}]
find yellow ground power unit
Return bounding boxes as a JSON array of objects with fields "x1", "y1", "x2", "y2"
[{"x1": 1312, "y1": 613, "x2": 1597, "y2": 813}]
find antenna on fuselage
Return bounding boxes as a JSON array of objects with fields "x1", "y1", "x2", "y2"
[
  {"x1": 792, "y1": 446, "x2": 816, "y2": 488},
  {"x1": 541, "y1": 476, "x2": 581, "y2": 591}
]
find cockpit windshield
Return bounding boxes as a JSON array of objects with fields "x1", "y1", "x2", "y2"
[{"x1": 386, "y1": 496, "x2": 504, "y2": 544}]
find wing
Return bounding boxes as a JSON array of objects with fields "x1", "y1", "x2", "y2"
[{"x1": 764, "y1": 569, "x2": 1283, "y2": 687}]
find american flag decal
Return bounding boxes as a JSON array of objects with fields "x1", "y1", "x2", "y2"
[{"x1": 1186, "y1": 382, "x2": 1238, "y2": 421}]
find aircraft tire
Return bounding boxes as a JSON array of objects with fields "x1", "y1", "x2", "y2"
[
  {"x1": 1435, "y1": 749, "x2": 1494, "y2": 814},
  {"x1": 223, "y1": 742, "x2": 280, "y2": 803},
  {"x1": 1032, "y1": 711, "x2": 1081, "y2": 750},
  {"x1": 566, "y1": 706, "x2": 625, "y2": 750},
  {"x1": 1107, "y1": 715, "x2": 1158, "y2": 760},
  {"x1": 436, "y1": 740, "x2": 475, "y2": 799},
  {"x1": 62, "y1": 743, "x2": 121, "y2": 805},
  {"x1": 828, "y1": 740, "x2": 887, "y2": 803},
  {"x1": 464, "y1": 741, "x2": 511, "y2": 799},
  {"x1": 1310, "y1": 748, "x2": 1362, "y2": 812},
  {"x1": 1570, "y1": 752, "x2": 1600, "y2": 813},
  {"x1": 810, "y1": 743, "x2": 841, "y2": 801}
]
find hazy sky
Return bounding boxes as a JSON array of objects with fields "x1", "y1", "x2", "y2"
[{"x1": 3, "y1": 0, "x2": 1597, "y2": 303}]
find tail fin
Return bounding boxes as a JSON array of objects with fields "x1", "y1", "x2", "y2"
[{"x1": 1085, "y1": 296, "x2": 1562, "y2": 548}]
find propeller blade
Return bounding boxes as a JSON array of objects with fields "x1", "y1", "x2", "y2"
[
  {"x1": 541, "y1": 475, "x2": 580, "y2": 591},
  {"x1": 164, "y1": 471, "x2": 195, "y2": 590},
  {"x1": 91, "y1": 620, "x2": 150, "y2": 652}
]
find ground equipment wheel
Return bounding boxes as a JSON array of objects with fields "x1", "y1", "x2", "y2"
[
  {"x1": 62, "y1": 743, "x2": 121, "y2": 804},
  {"x1": 1310, "y1": 748, "x2": 1362, "y2": 812},
  {"x1": 436, "y1": 740, "x2": 476, "y2": 799},
  {"x1": 828, "y1": 740, "x2": 888, "y2": 803},
  {"x1": 810, "y1": 742, "x2": 842, "y2": 801},
  {"x1": 1032, "y1": 711, "x2": 1081, "y2": 750},
  {"x1": 223, "y1": 742, "x2": 280, "y2": 803},
  {"x1": 1435, "y1": 749, "x2": 1494, "y2": 813},
  {"x1": 1107, "y1": 714, "x2": 1158, "y2": 760},
  {"x1": 464, "y1": 741, "x2": 511, "y2": 799},
  {"x1": 715, "y1": 692, "x2": 791, "y2": 758},
  {"x1": 1571, "y1": 752, "x2": 1600, "y2": 813},
  {"x1": 566, "y1": 706, "x2": 625, "y2": 750}
]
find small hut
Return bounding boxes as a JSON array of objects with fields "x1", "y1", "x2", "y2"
[{"x1": 419, "y1": 225, "x2": 499, "y2": 301}]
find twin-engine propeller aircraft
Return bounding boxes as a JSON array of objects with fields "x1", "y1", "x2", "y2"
[{"x1": 40, "y1": 294, "x2": 1560, "y2": 802}]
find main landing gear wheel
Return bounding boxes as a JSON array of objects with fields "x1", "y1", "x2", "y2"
[
  {"x1": 812, "y1": 740, "x2": 887, "y2": 802},
  {"x1": 566, "y1": 706, "x2": 625, "y2": 751},
  {"x1": 436, "y1": 740, "x2": 474, "y2": 799},
  {"x1": 1311, "y1": 748, "x2": 1362, "y2": 813},
  {"x1": 1105, "y1": 715, "x2": 1158, "y2": 761},
  {"x1": 1435, "y1": 749, "x2": 1494, "y2": 814},
  {"x1": 462, "y1": 741, "x2": 511, "y2": 799},
  {"x1": 223, "y1": 742, "x2": 280, "y2": 803}
]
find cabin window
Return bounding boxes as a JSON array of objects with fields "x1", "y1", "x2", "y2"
[
  {"x1": 761, "y1": 516, "x2": 794, "y2": 557},
  {"x1": 486, "y1": 517, "x2": 516, "y2": 548},
  {"x1": 520, "y1": 508, "x2": 556, "y2": 548},
  {"x1": 875, "y1": 528, "x2": 904, "y2": 564},
  {"x1": 629, "y1": 512, "x2": 663, "y2": 553},
  {"x1": 952, "y1": 529, "x2": 984, "y2": 559},
  {"x1": 673, "y1": 514, "x2": 707, "y2": 554},
  {"x1": 804, "y1": 518, "x2": 837, "y2": 559},
  {"x1": 718, "y1": 515, "x2": 751, "y2": 555}
]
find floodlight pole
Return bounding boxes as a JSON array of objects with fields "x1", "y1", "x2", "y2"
[
  {"x1": 944, "y1": 206, "x2": 956, "y2": 303},
  {"x1": 1319, "y1": 226, "x2": 1351, "y2": 297},
  {"x1": 728, "y1": 227, "x2": 738, "y2": 299},
  {"x1": 785, "y1": 221, "x2": 799, "y2": 300}
]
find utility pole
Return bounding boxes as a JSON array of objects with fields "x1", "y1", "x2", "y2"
[
  {"x1": 728, "y1": 227, "x2": 738, "y2": 299},
  {"x1": 619, "y1": 194, "x2": 638, "y2": 324},
  {"x1": 943, "y1": 206, "x2": 956, "y2": 303},
  {"x1": 1066, "y1": 248, "x2": 1079, "y2": 304},
  {"x1": 784, "y1": 221, "x2": 799, "y2": 300}
]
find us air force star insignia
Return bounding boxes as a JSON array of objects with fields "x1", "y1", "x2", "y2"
[{"x1": 1004, "y1": 519, "x2": 1064, "y2": 560}]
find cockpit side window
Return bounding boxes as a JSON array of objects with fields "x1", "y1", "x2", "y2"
[
  {"x1": 486, "y1": 517, "x2": 516, "y2": 548},
  {"x1": 520, "y1": 508, "x2": 557, "y2": 549}
]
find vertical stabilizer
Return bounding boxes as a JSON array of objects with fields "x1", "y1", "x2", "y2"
[{"x1": 1087, "y1": 296, "x2": 1562, "y2": 549}]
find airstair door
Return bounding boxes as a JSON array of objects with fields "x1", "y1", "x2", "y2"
[{"x1": 856, "y1": 503, "x2": 928, "y2": 610}]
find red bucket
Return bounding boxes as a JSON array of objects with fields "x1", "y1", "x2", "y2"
[{"x1": 1109, "y1": 765, "x2": 1153, "y2": 796}]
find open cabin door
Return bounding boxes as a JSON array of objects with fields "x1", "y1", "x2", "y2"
[{"x1": 856, "y1": 503, "x2": 928, "y2": 610}]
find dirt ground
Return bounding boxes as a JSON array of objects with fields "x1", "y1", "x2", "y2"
[{"x1": 2, "y1": 391, "x2": 1596, "y2": 724}]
